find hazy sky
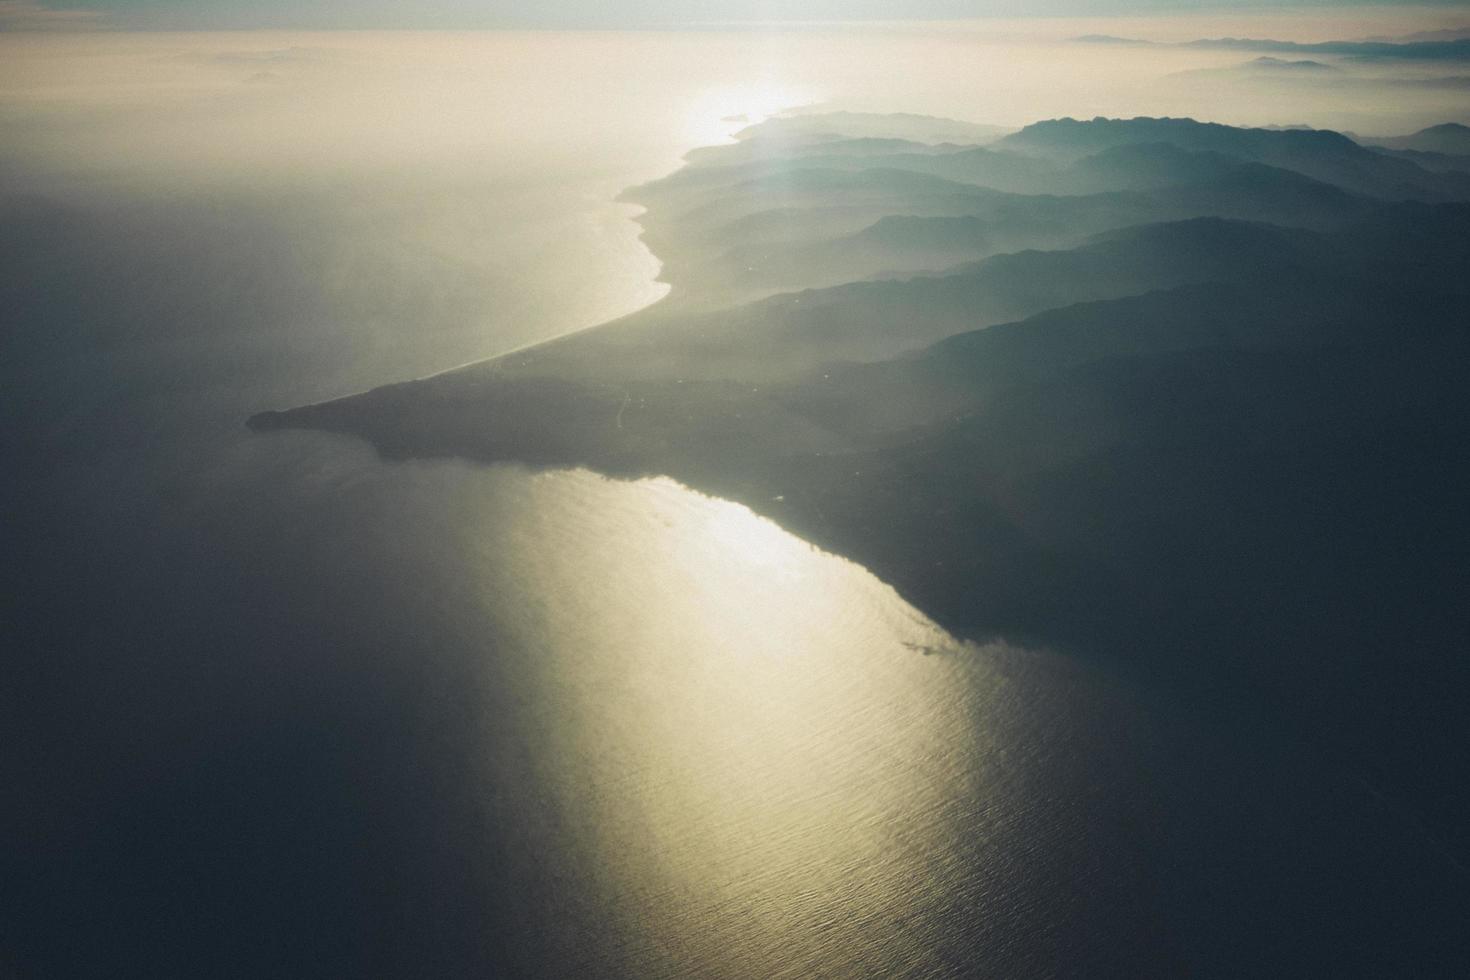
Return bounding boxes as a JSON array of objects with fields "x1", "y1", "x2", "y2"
[{"x1": 2, "y1": 0, "x2": 1467, "y2": 31}]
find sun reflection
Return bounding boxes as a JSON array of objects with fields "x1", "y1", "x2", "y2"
[
  {"x1": 683, "y1": 80, "x2": 816, "y2": 146},
  {"x1": 496, "y1": 471, "x2": 998, "y2": 976},
  {"x1": 694, "y1": 494, "x2": 807, "y2": 577}
]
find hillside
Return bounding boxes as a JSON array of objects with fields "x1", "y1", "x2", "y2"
[{"x1": 250, "y1": 113, "x2": 1470, "y2": 856}]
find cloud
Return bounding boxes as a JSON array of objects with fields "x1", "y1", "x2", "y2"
[{"x1": 0, "y1": 0, "x2": 108, "y2": 31}]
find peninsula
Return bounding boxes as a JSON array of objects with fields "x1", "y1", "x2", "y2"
[{"x1": 251, "y1": 112, "x2": 1470, "y2": 854}]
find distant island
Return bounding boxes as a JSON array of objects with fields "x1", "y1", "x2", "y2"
[
  {"x1": 251, "y1": 112, "x2": 1470, "y2": 859},
  {"x1": 1166, "y1": 55, "x2": 1343, "y2": 81},
  {"x1": 1074, "y1": 32, "x2": 1470, "y2": 61}
]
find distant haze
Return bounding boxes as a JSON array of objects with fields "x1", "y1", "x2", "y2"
[
  {"x1": 1, "y1": 1, "x2": 1468, "y2": 32},
  {"x1": 4, "y1": 20, "x2": 1464, "y2": 380}
]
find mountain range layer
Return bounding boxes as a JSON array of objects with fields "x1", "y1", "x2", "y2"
[{"x1": 251, "y1": 113, "x2": 1470, "y2": 859}]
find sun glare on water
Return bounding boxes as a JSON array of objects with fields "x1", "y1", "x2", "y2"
[
  {"x1": 695, "y1": 493, "x2": 807, "y2": 577},
  {"x1": 683, "y1": 80, "x2": 816, "y2": 146}
]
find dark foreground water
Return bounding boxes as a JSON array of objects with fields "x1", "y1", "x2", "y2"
[
  {"x1": 6, "y1": 197, "x2": 1468, "y2": 980},
  {"x1": 5, "y1": 28, "x2": 1470, "y2": 979}
]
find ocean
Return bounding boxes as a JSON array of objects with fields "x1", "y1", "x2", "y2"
[{"x1": 4, "y1": 23, "x2": 1467, "y2": 976}]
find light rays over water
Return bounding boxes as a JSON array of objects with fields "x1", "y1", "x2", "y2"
[{"x1": 460, "y1": 469, "x2": 1002, "y2": 974}]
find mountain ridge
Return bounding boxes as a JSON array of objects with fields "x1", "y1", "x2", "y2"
[{"x1": 248, "y1": 113, "x2": 1470, "y2": 858}]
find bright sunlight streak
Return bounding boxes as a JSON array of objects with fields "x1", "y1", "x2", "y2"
[{"x1": 683, "y1": 80, "x2": 817, "y2": 146}]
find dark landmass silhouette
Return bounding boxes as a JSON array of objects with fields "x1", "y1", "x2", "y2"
[
  {"x1": 1164, "y1": 56, "x2": 1343, "y2": 87},
  {"x1": 1076, "y1": 33, "x2": 1470, "y2": 61},
  {"x1": 1245, "y1": 56, "x2": 1338, "y2": 71},
  {"x1": 1353, "y1": 124, "x2": 1470, "y2": 176},
  {"x1": 1361, "y1": 27, "x2": 1470, "y2": 44},
  {"x1": 251, "y1": 113, "x2": 1470, "y2": 860},
  {"x1": 1365, "y1": 121, "x2": 1470, "y2": 154},
  {"x1": 1193, "y1": 55, "x2": 1341, "y2": 74}
]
